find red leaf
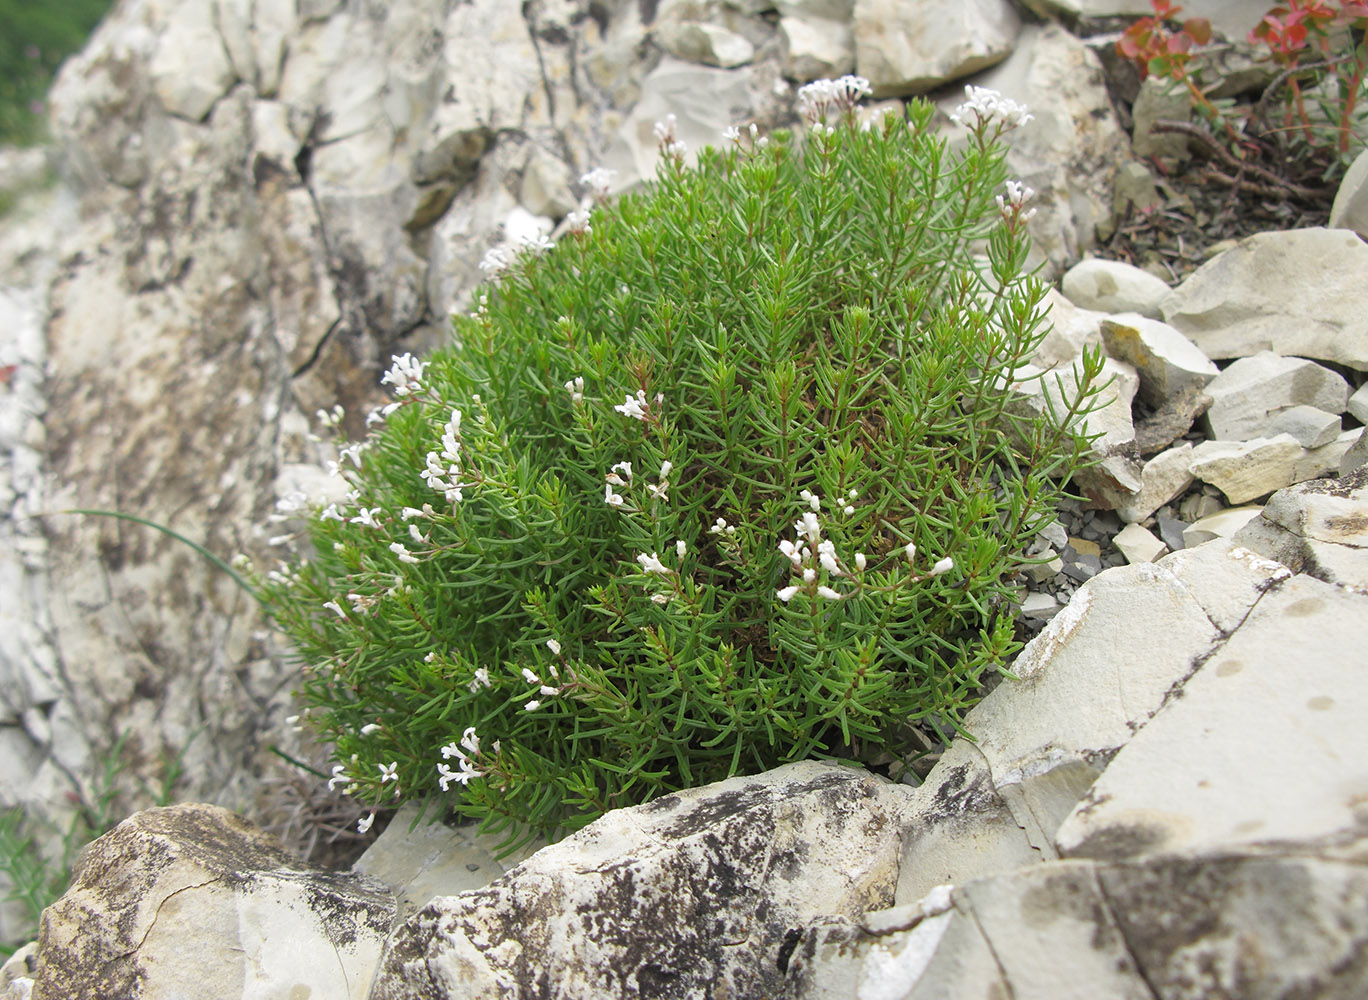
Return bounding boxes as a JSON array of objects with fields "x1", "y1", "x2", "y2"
[{"x1": 1183, "y1": 17, "x2": 1212, "y2": 44}]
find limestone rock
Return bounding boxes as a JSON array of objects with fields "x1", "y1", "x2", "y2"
[
  {"x1": 654, "y1": 21, "x2": 756, "y2": 68},
  {"x1": 371, "y1": 761, "x2": 909, "y2": 999},
  {"x1": 1133, "y1": 383, "x2": 1211, "y2": 456},
  {"x1": 33, "y1": 804, "x2": 395, "y2": 1000},
  {"x1": 1099, "y1": 312, "x2": 1219, "y2": 408},
  {"x1": 1202, "y1": 351, "x2": 1350, "y2": 442},
  {"x1": 792, "y1": 848, "x2": 1368, "y2": 1000},
  {"x1": 1181, "y1": 505, "x2": 1262, "y2": 547},
  {"x1": 1129, "y1": 76, "x2": 1191, "y2": 160},
  {"x1": 1113, "y1": 522, "x2": 1167, "y2": 563},
  {"x1": 1190, "y1": 432, "x2": 1357, "y2": 505},
  {"x1": 1264, "y1": 404, "x2": 1343, "y2": 449},
  {"x1": 1331, "y1": 147, "x2": 1368, "y2": 240},
  {"x1": 780, "y1": 16, "x2": 856, "y2": 81},
  {"x1": 1232, "y1": 468, "x2": 1368, "y2": 588},
  {"x1": 1160, "y1": 228, "x2": 1368, "y2": 370},
  {"x1": 1033, "y1": 287, "x2": 1105, "y2": 367},
  {"x1": 1057, "y1": 573, "x2": 1368, "y2": 860},
  {"x1": 1060, "y1": 258, "x2": 1171, "y2": 317},
  {"x1": 1342, "y1": 428, "x2": 1368, "y2": 477},
  {"x1": 853, "y1": 0, "x2": 1018, "y2": 97},
  {"x1": 1348, "y1": 382, "x2": 1368, "y2": 424},
  {"x1": 1021, "y1": 0, "x2": 1273, "y2": 40},
  {"x1": 1114, "y1": 442, "x2": 1194, "y2": 524},
  {"x1": 896, "y1": 560, "x2": 1221, "y2": 905},
  {"x1": 1002, "y1": 357, "x2": 1142, "y2": 504}
]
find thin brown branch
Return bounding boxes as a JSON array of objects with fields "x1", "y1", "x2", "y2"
[{"x1": 1148, "y1": 119, "x2": 1333, "y2": 201}]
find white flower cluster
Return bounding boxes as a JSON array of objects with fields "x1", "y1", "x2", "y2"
[
  {"x1": 437, "y1": 726, "x2": 490, "y2": 790},
  {"x1": 722, "y1": 122, "x2": 769, "y2": 150},
  {"x1": 774, "y1": 492, "x2": 954, "y2": 602},
  {"x1": 614, "y1": 389, "x2": 663, "y2": 422},
  {"x1": 604, "y1": 460, "x2": 672, "y2": 507},
  {"x1": 797, "y1": 75, "x2": 872, "y2": 124},
  {"x1": 995, "y1": 179, "x2": 1038, "y2": 224},
  {"x1": 520, "y1": 657, "x2": 565, "y2": 712},
  {"x1": 421, "y1": 408, "x2": 466, "y2": 505},
  {"x1": 580, "y1": 167, "x2": 616, "y2": 200},
  {"x1": 653, "y1": 114, "x2": 687, "y2": 161},
  {"x1": 381, "y1": 353, "x2": 426, "y2": 397},
  {"x1": 948, "y1": 86, "x2": 1034, "y2": 131},
  {"x1": 565, "y1": 375, "x2": 584, "y2": 404}
]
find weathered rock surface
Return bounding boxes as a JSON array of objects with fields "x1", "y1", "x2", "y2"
[
  {"x1": 853, "y1": 0, "x2": 1019, "y2": 97},
  {"x1": 372, "y1": 761, "x2": 909, "y2": 1000},
  {"x1": 32, "y1": 804, "x2": 395, "y2": 1000},
  {"x1": 1099, "y1": 312, "x2": 1219, "y2": 408},
  {"x1": 1202, "y1": 351, "x2": 1350, "y2": 442},
  {"x1": 1160, "y1": 228, "x2": 1368, "y2": 370},
  {"x1": 1233, "y1": 467, "x2": 1368, "y2": 588}
]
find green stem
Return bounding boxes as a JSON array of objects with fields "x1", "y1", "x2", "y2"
[{"x1": 60, "y1": 508, "x2": 260, "y2": 601}]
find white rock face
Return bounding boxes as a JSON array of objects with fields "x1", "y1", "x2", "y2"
[
  {"x1": 1160, "y1": 228, "x2": 1368, "y2": 370},
  {"x1": 1114, "y1": 441, "x2": 1194, "y2": 524},
  {"x1": 853, "y1": 0, "x2": 1019, "y2": 96},
  {"x1": 1202, "y1": 351, "x2": 1350, "y2": 441},
  {"x1": 33, "y1": 805, "x2": 395, "y2": 1000},
  {"x1": 1113, "y1": 521, "x2": 1167, "y2": 563},
  {"x1": 1061, "y1": 258, "x2": 1172, "y2": 317}
]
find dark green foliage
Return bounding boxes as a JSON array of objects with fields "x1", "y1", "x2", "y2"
[
  {"x1": 0, "y1": 0, "x2": 114, "y2": 144},
  {"x1": 260, "y1": 98, "x2": 1106, "y2": 849}
]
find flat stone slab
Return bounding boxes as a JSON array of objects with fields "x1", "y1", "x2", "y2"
[{"x1": 1056, "y1": 573, "x2": 1368, "y2": 862}]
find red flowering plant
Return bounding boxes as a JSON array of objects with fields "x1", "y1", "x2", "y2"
[{"x1": 1118, "y1": 0, "x2": 1368, "y2": 194}]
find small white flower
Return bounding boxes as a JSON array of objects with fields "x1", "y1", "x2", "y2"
[
  {"x1": 611, "y1": 461, "x2": 633, "y2": 482},
  {"x1": 424, "y1": 651, "x2": 437, "y2": 663},
  {"x1": 479, "y1": 246, "x2": 516, "y2": 276},
  {"x1": 905, "y1": 542, "x2": 918, "y2": 562},
  {"x1": 637, "y1": 552, "x2": 670, "y2": 576},
  {"x1": 351, "y1": 507, "x2": 382, "y2": 528},
  {"x1": 320, "y1": 504, "x2": 345, "y2": 522},
  {"x1": 389, "y1": 542, "x2": 419, "y2": 564},
  {"x1": 524, "y1": 699, "x2": 542, "y2": 712},
  {"x1": 381, "y1": 353, "x2": 427, "y2": 397},
  {"x1": 323, "y1": 600, "x2": 346, "y2": 618},
  {"x1": 401, "y1": 506, "x2": 425, "y2": 520},
  {"x1": 565, "y1": 376, "x2": 585, "y2": 403},
  {"x1": 722, "y1": 124, "x2": 741, "y2": 142},
  {"x1": 776, "y1": 585, "x2": 801, "y2": 602},
  {"x1": 816, "y1": 586, "x2": 843, "y2": 600},
  {"x1": 710, "y1": 518, "x2": 729, "y2": 535},
  {"x1": 379, "y1": 761, "x2": 398, "y2": 783},
  {"x1": 659, "y1": 460, "x2": 673, "y2": 479},
  {"x1": 605, "y1": 484, "x2": 624, "y2": 507},
  {"x1": 614, "y1": 390, "x2": 651, "y2": 421},
  {"x1": 360, "y1": 723, "x2": 380, "y2": 736},
  {"x1": 546, "y1": 638, "x2": 562, "y2": 655},
  {"x1": 461, "y1": 726, "x2": 480, "y2": 756},
  {"x1": 676, "y1": 539, "x2": 687, "y2": 559},
  {"x1": 855, "y1": 553, "x2": 867, "y2": 572},
  {"x1": 339, "y1": 442, "x2": 365, "y2": 467},
  {"x1": 328, "y1": 764, "x2": 351, "y2": 790},
  {"x1": 802, "y1": 567, "x2": 816, "y2": 584},
  {"x1": 409, "y1": 524, "x2": 427, "y2": 544},
  {"x1": 469, "y1": 667, "x2": 491, "y2": 691},
  {"x1": 651, "y1": 593, "x2": 670, "y2": 605},
  {"x1": 949, "y1": 86, "x2": 1033, "y2": 130},
  {"x1": 931, "y1": 556, "x2": 955, "y2": 576},
  {"x1": 817, "y1": 539, "x2": 842, "y2": 576},
  {"x1": 357, "y1": 812, "x2": 375, "y2": 834},
  {"x1": 843, "y1": 505, "x2": 855, "y2": 516},
  {"x1": 580, "y1": 167, "x2": 616, "y2": 198},
  {"x1": 565, "y1": 204, "x2": 592, "y2": 234},
  {"x1": 522, "y1": 667, "x2": 541, "y2": 686}
]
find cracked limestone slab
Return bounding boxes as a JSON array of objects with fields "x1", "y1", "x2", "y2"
[
  {"x1": 33, "y1": 804, "x2": 396, "y2": 1000},
  {"x1": 1056, "y1": 572, "x2": 1368, "y2": 863},
  {"x1": 895, "y1": 560, "x2": 1223, "y2": 905},
  {"x1": 1233, "y1": 467, "x2": 1368, "y2": 588},
  {"x1": 793, "y1": 846, "x2": 1368, "y2": 1000}
]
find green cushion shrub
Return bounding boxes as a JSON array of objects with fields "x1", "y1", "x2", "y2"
[{"x1": 259, "y1": 82, "x2": 1106, "y2": 847}]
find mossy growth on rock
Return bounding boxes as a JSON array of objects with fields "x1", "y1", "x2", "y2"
[{"x1": 259, "y1": 84, "x2": 1107, "y2": 847}]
